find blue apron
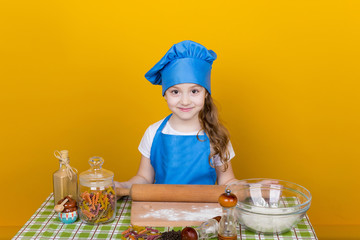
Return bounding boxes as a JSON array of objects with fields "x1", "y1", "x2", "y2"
[{"x1": 150, "y1": 114, "x2": 217, "y2": 184}]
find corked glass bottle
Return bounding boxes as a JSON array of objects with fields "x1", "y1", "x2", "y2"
[
  {"x1": 218, "y1": 189, "x2": 238, "y2": 240},
  {"x1": 53, "y1": 150, "x2": 78, "y2": 206}
]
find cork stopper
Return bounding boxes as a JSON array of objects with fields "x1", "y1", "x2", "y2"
[{"x1": 59, "y1": 150, "x2": 69, "y2": 160}]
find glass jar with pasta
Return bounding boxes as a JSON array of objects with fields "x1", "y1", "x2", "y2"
[{"x1": 79, "y1": 156, "x2": 116, "y2": 224}]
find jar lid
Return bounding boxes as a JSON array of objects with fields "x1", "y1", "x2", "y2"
[{"x1": 79, "y1": 156, "x2": 114, "y2": 188}]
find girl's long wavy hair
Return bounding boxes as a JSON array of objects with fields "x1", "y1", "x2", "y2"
[{"x1": 198, "y1": 93, "x2": 231, "y2": 171}]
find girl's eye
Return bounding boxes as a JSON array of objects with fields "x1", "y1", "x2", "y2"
[
  {"x1": 171, "y1": 90, "x2": 179, "y2": 94},
  {"x1": 191, "y1": 89, "x2": 199, "y2": 94}
]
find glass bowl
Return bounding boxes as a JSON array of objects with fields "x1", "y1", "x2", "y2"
[{"x1": 226, "y1": 178, "x2": 311, "y2": 234}]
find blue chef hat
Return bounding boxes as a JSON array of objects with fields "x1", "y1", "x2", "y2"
[{"x1": 145, "y1": 40, "x2": 217, "y2": 95}]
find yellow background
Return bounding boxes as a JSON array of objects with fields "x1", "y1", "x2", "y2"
[{"x1": 1, "y1": 0, "x2": 359, "y2": 239}]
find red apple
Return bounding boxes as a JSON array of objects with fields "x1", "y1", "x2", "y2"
[{"x1": 181, "y1": 227, "x2": 198, "y2": 240}]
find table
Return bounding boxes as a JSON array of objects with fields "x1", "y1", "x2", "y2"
[{"x1": 13, "y1": 193, "x2": 318, "y2": 239}]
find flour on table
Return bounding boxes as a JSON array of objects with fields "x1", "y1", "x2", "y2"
[{"x1": 140, "y1": 205, "x2": 222, "y2": 221}]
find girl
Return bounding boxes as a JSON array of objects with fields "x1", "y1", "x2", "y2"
[{"x1": 115, "y1": 40, "x2": 237, "y2": 196}]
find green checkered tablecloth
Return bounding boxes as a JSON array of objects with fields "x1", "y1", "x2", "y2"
[{"x1": 13, "y1": 193, "x2": 317, "y2": 239}]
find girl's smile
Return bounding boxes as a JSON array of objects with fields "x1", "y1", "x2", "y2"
[{"x1": 179, "y1": 107, "x2": 193, "y2": 112}]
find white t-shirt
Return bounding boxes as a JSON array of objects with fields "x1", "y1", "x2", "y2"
[{"x1": 138, "y1": 118, "x2": 235, "y2": 166}]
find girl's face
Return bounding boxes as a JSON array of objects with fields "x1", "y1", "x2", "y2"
[{"x1": 164, "y1": 83, "x2": 207, "y2": 122}]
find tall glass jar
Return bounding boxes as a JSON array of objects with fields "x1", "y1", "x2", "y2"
[
  {"x1": 53, "y1": 150, "x2": 78, "y2": 206},
  {"x1": 78, "y1": 156, "x2": 116, "y2": 224}
]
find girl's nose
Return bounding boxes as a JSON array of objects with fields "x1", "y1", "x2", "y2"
[{"x1": 180, "y1": 94, "x2": 191, "y2": 105}]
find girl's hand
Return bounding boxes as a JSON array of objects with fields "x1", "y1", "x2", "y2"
[
  {"x1": 114, "y1": 155, "x2": 155, "y2": 200},
  {"x1": 115, "y1": 181, "x2": 131, "y2": 200},
  {"x1": 226, "y1": 179, "x2": 282, "y2": 204}
]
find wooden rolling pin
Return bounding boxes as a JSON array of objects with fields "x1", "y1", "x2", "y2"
[{"x1": 117, "y1": 184, "x2": 226, "y2": 203}]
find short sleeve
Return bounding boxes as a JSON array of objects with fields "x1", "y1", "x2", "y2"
[
  {"x1": 138, "y1": 127, "x2": 152, "y2": 158},
  {"x1": 138, "y1": 119, "x2": 164, "y2": 158},
  {"x1": 212, "y1": 140, "x2": 235, "y2": 166}
]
